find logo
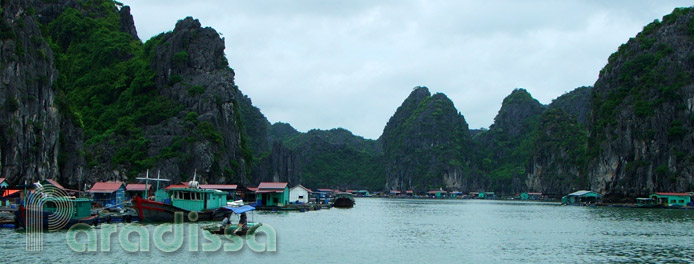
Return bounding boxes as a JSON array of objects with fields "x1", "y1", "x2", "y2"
[{"x1": 24, "y1": 183, "x2": 75, "y2": 251}]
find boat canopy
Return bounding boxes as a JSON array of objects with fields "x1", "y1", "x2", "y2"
[{"x1": 222, "y1": 205, "x2": 256, "y2": 214}]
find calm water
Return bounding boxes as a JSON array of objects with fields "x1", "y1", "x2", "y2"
[{"x1": 2, "y1": 198, "x2": 694, "y2": 263}]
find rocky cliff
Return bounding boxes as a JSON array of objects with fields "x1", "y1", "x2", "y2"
[
  {"x1": 474, "y1": 88, "x2": 545, "y2": 194},
  {"x1": 1, "y1": 0, "x2": 61, "y2": 185},
  {"x1": 588, "y1": 7, "x2": 694, "y2": 201},
  {"x1": 381, "y1": 86, "x2": 475, "y2": 192},
  {"x1": 0, "y1": 0, "x2": 260, "y2": 188}
]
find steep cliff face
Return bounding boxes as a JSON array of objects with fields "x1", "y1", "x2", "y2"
[
  {"x1": 474, "y1": 88, "x2": 544, "y2": 194},
  {"x1": 381, "y1": 86, "x2": 474, "y2": 192},
  {"x1": 0, "y1": 0, "x2": 61, "y2": 185},
  {"x1": 588, "y1": 7, "x2": 694, "y2": 200},
  {"x1": 526, "y1": 86, "x2": 591, "y2": 196},
  {"x1": 124, "y1": 17, "x2": 252, "y2": 185},
  {"x1": 548, "y1": 86, "x2": 592, "y2": 125},
  {"x1": 526, "y1": 108, "x2": 588, "y2": 196}
]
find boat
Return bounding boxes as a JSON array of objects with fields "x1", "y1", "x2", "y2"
[
  {"x1": 634, "y1": 198, "x2": 663, "y2": 208},
  {"x1": 201, "y1": 205, "x2": 262, "y2": 236},
  {"x1": 133, "y1": 180, "x2": 229, "y2": 223},
  {"x1": 14, "y1": 197, "x2": 99, "y2": 230},
  {"x1": 333, "y1": 192, "x2": 355, "y2": 208}
]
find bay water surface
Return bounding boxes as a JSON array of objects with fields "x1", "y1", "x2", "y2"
[{"x1": 1, "y1": 198, "x2": 693, "y2": 263}]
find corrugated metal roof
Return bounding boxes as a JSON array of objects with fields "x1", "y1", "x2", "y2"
[
  {"x1": 654, "y1": 192, "x2": 690, "y2": 196},
  {"x1": 258, "y1": 182, "x2": 287, "y2": 190},
  {"x1": 567, "y1": 190, "x2": 594, "y2": 196},
  {"x1": 88, "y1": 182, "x2": 125, "y2": 193},
  {"x1": 199, "y1": 184, "x2": 237, "y2": 190},
  {"x1": 126, "y1": 183, "x2": 151, "y2": 191},
  {"x1": 291, "y1": 185, "x2": 312, "y2": 192}
]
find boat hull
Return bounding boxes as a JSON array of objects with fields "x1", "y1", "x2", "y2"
[
  {"x1": 333, "y1": 197, "x2": 354, "y2": 208},
  {"x1": 14, "y1": 206, "x2": 98, "y2": 230},
  {"x1": 202, "y1": 223, "x2": 263, "y2": 236},
  {"x1": 133, "y1": 196, "x2": 225, "y2": 223}
]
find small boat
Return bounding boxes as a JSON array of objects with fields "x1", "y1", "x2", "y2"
[
  {"x1": 202, "y1": 205, "x2": 262, "y2": 236},
  {"x1": 15, "y1": 197, "x2": 99, "y2": 230},
  {"x1": 333, "y1": 192, "x2": 355, "y2": 208}
]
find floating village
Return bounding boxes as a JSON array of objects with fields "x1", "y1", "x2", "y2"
[{"x1": 1, "y1": 172, "x2": 693, "y2": 232}]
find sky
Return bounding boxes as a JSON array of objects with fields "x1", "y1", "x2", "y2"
[{"x1": 125, "y1": 0, "x2": 687, "y2": 139}]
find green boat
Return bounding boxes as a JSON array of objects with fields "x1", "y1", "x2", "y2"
[{"x1": 133, "y1": 182, "x2": 228, "y2": 222}]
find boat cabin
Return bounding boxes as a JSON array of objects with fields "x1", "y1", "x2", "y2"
[
  {"x1": 43, "y1": 197, "x2": 92, "y2": 218},
  {"x1": 168, "y1": 187, "x2": 228, "y2": 211},
  {"x1": 649, "y1": 192, "x2": 692, "y2": 207}
]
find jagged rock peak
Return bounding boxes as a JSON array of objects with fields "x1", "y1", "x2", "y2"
[
  {"x1": 490, "y1": 88, "x2": 545, "y2": 137},
  {"x1": 153, "y1": 16, "x2": 228, "y2": 87},
  {"x1": 118, "y1": 5, "x2": 139, "y2": 41}
]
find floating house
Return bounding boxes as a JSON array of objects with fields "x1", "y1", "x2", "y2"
[
  {"x1": 357, "y1": 190, "x2": 371, "y2": 197},
  {"x1": 257, "y1": 182, "x2": 289, "y2": 207},
  {"x1": 88, "y1": 182, "x2": 126, "y2": 208},
  {"x1": 405, "y1": 190, "x2": 414, "y2": 197},
  {"x1": 126, "y1": 183, "x2": 152, "y2": 199},
  {"x1": 290, "y1": 185, "x2": 311, "y2": 204},
  {"x1": 562, "y1": 190, "x2": 602, "y2": 205},
  {"x1": 428, "y1": 190, "x2": 448, "y2": 198},
  {"x1": 649, "y1": 192, "x2": 692, "y2": 207},
  {"x1": 0, "y1": 178, "x2": 18, "y2": 206},
  {"x1": 520, "y1": 192, "x2": 543, "y2": 200}
]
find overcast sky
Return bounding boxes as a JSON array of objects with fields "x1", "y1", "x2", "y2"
[{"x1": 125, "y1": 1, "x2": 686, "y2": 139}]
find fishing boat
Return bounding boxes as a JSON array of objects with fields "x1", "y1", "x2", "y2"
[
  {"x1": 201, "y1": 205, "x2": 262, "y2": 236},
  {"x1": 133, "y1": 181, "x2": 228, "y2": 223},
  {"x1": 333, "y1": 192, "x2": 355, "y2": 208},
  {"x1": 15, "y1": 197, "x2": 99, "y2": 230}
]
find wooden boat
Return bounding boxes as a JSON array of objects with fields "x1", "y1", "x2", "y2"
[
  {"x1": 133, "y1": 186, "x2": 228, "y2": 223},
  {"x1": 202, "y1": 205, "x2": 262, "y2": 236},
  {"x1": 14, "y1": 197, "x2": 99, "y2": 230},
  {"x1": 333, "y1": 192, "x2": 355, "y2": 208}
]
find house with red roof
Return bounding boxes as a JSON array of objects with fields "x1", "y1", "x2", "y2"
[
  {"x1": 88, "y1": 182, "x2": 126, "y2": 208},
  {"x1": 126, "y1": 183, "x2": 152, "y2": 199},
  {"x1": 257, "y1": 182, "x2": 289, "y2": 207},
  {"x1": 650, "y1": 192, "x2": 692, "y2": 207}
]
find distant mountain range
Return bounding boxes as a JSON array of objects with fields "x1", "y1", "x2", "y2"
[{"x1": 1, "y1": 0, "x2": 693, "y2": 201}]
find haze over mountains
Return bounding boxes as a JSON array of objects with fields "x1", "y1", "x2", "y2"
[{"x1": 1, "y1": 1, "x2": 693, "y2": 201}]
